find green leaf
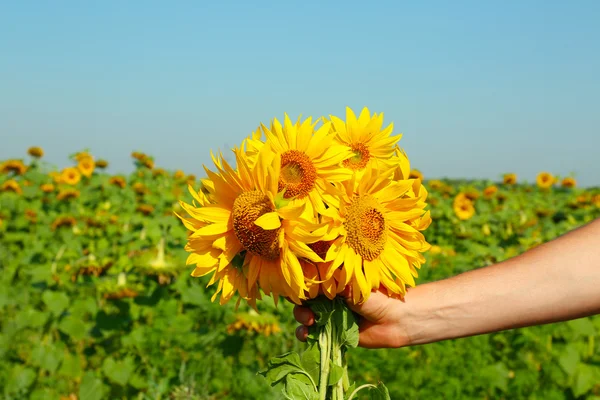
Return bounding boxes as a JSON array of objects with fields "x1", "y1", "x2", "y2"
[
  {"x1": 58, "y1": 316, "x2": 87, "y2": 340},
  {"x1": 567, "y1": 318, "x2": 596, "y2": 337},
  {"x1": 42, "y1": 290, "x2": 70, "y2": 315},
  {"x1": 479, "y1": 362, "x2": 509, "y2": 392},
  {"x1": 369, "y1": 382, "x2": 391, "y2": 400},
  {"x1": 328, "y1": 361, "x2": 344, "y2": 386},
  {"x1": 573, "y1": 364, "x2": 600, "y2": 397},
  {"x1": 333, "y1": 299, "x2": 359, "y2": 349},
  {"x1": 79, "y1": 371, "x2": 108, "y2": 400},
  {"x1": 558, "y1": 344, "x2": 580, "y2": 377},
  {"x1": 283, "y1": 376, "x2": 319, "y2": 400},
  {"x1": 259, "y1": 351, "x2": 307, "y2": 386},
  {"x1": 5, "y1": 365, "x2": 36, "y2": 395},
  {"x1": 102, "y1": 356, "x2": 135, "y2": 386},
  {"x1": 300, "y1": 344, "x2": 321, "y2": 386}
]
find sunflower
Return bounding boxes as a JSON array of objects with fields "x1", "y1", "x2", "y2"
[
  {"x1": 61, "y1": 167, "x2": 81, "y2": 185},
  {"x1": 561, "y1": 177, "x2": 576, "y2": 188},
  {"x1": 327, "y1": 107, "x2": 401, "y2": 175},
  {"x1": 483, "y1": 185, "x2": 498, "y2": 199},
  {"x1": 40, "y1": 183, "x2": 55, "y2": 193},
  {"x1": 142, "y1": 157, "x2": 154, "y2": 169},
  {"x1": 235, "y1": 128, "x2": 265, "y2": 168},
  {"x1": 57, "y1": 188, "x2": 80, "y2": 201},
  {"x1": 593, "y1": 194, "x2": 600, "y2": 208},
  {"x1": 51, "y1": 216, "x2": 77, "y2": 230},
  {"x1": 177, "y1": 148, "x2": 324, "y2": 306},
  {"x1": 74, "y1": 151, "x2": 92, "y2": 162},
  {"x1": 409, "y1": 169, "x2": 424, "y2": 181},
  {"x1": 1, "y1": 179, "x2": 22, "y2": 194},
  {"x1": 536, "y1": 172, "x2": 554, "y2": 189},
  {"x1": 260, "y1": 114, "x2": 352, "y2": 215},
  {"x1": 96, "y1": 159, "x2": 108, "y2": 169},
  {"x1": 503, "y1": 173, "x2": 517, "y2": 185},
  {"x1": 316, "y1": 166, "x2": 431, "y2": 304},
  {"x1": 77, "y1": 156, "x2": 95, "y2": 178},
  {"x1": 174, "y1": 170, "x2": 186, "y2": 180},
  {"x1": 464, "y1": 188, "x2": 480, "y2": 201},
  {"x1": 25, "y1": 209, "x2": 37, "y2": 223},
  {"x1": 136, "y1": 204, "x2": 155, "y2": 215},
  {"x1": 428, "y1": 180, "x2": 444, "y2": 190},
  {"x1": 132, "y1": 182, "x2": 147, "y2": 195},
  {"x1": 453, "y1": 193, "x2": 475, "y2": 220},
  {"x1": 108, "y1": 176, "x2": 126, "y2": 189},
  {"x1": 28, "y1": 146, "x2": 44, "y2": 158},
  {"x1": 1, "y1": 160, "x2": 28, "y2": 175}
]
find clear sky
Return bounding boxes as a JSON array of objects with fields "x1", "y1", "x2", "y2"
[{"x1": 1, "y1": 1, "x2": 599, "y2": 185}]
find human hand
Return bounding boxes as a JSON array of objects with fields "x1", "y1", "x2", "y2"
[{"x1": 293, "y1": 288, "x2": 412, "y2": 349}]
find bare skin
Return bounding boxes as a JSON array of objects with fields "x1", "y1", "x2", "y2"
[{"x1": 294, "y1": 218, "x2": 600, "y2": 349}]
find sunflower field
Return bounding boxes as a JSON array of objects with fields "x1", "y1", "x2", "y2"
[{"x1": 1, "y1": 147, "x2": 599, "y2": 400}]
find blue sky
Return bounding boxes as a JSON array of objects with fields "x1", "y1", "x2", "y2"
[{"x1": 1, "y1": 1, "x2": 598, "y2": 185}]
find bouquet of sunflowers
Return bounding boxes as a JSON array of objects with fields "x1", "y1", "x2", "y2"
[{"x1": 177, "y1": 107, "x2": 431, "y2": 399}]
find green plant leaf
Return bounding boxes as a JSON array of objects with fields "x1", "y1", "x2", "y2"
[
  {"x1": 283, "y1": 377, "x2": 319, "y2": 400},
  {"x1": 102, "y1": 356, "x2": 135, "y2": 386},
  {"x1": 328, "y1": 361, "x2": 344, "y2": 386},
  {"x1": 369, "y1": 382, "x2": 391, "y2": 400},
  {"x1": 42, "y1": 290, "x2": 70, "y2": 315},
  {"x1": 79, "y1": 371, "x2": 108, "y2": 400},
  {"x1": 301, "y1": 344, "x2": 321, "y2": 386},
  {"x1": 58, "y1": 316, "x2": 87, "y2": 341},
  {"x1": 558, "y1": 344, "x2": 580, "y2": 377}
]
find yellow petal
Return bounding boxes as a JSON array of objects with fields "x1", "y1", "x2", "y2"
[{"x1": 254, "y1": 212, "x2": 281, "y2": 230}]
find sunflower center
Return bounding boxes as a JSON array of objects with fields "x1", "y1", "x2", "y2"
[
  {"x1": 344, "y1": 195, "x2": 387, "y2": 261},
  {"x1": 279, "y1": 150, "x2": 317, "y2": 199},
  {"x1": 232, "y1": 191, "x2": 280, "y2": 260},
  {"x1": 308, "y1": 240, "x2": 334, "y2": 260},
  {"x1": 343, "y1": 143, "x2": 371, "y2": 171}
]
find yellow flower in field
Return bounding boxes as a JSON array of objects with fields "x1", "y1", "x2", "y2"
[
  {"x1": 1, "y1": 160, "x2": 28, "y2": 175},
  {"x1": 592, "y1": 194, "x2": 600, "y2": 208},
  {"x1": 259, "y1": 114, "x2": 352, "y2": 215},
  {"x1": 1, "y1": 179, "x2": 22, "y2": 194},
  {"x1": 186, "y1": 174, "x2": 196, "y2": 185},
  {"x1": 136, "y1": 204, "x2": 154, "y2": 215},
  {"x1": 51, "y1": 216, "x2": 77, "y2": 230},
  {"x1": 503, "y1": 173, "x2": 517, "y2": 185},
  {"x1": 57, "y1": 188, "x2": 80, "y2": 201},
  {"x1": 428, "y1": 180, "x2": 444, "y2": 190},
  {"x1": 77, "y1": 156, "x2": 95, "y2": 178},
  {"x1": 142, "y1": 158, "x2": 154, "y2": 169},
  {"x1": 453, "y1": 193, "x2": 475, "y2": 220},
  {"x1": 25, "y1": 209, "x2": 37, "y2": 223},
  {"x1": 409, "y1": 169, "x2": 424, "y2": 181},
  {"x1": 40, "y1": 183, "x2": 55, "y2": 193},
  {"x1": 109, "y1": 176, "x2": 126, "y2": 189},
  {"x1": 74, "y1": 151, "x2": 92, "y2": 162},
  {"x1": 177, "y1": 149, "x2": 323, "y2": 306},
  {"x1": 174, "y1": 170, "x2": 186, "y2": 180},
  {"x1": 28, "y1": 146, "x2": 44, "y2": 158},
  {"x1": 536, "y1": 172, "x2": 554, "y2": 189},
  {"x1": 96, "y1": 159, "x2": 108, "y2": 169},
  {"x1": 327, "y1": 107, "x2": 400, "y2": 173},
  {"x1": 318, "y1": 166, "x2": 431, "y2": 304},
  {"x1": 131, "y1": 151, "x2": 144, "y2": 160},
  {"x1": 429, "y1": 245, "x2": 443, "y2": 255},
  {"x1": 483, "y1": 185, "x2": 498, "y2": 199},
  {"x1": 61, "y1": 167, "x2": 81, "y2": 185},
  {"x1": 153, "y1": 168, "x2": 167, "y2": 177},
  {"x1": 561, "y1": 177, "x2": 576, "y2": 188},
  {"x1": 464, "y1": 188, "x2": 480, "y2": 201},
  {"x1": 132, "y1": 182, "x2": 147, "y2": 195}
]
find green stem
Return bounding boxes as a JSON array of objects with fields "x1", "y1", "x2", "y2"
[
  {"x1": 347, "y1": 384, "x2": 377, "y2": 400},
  {"x1": 318, "y1": 327, "x2": 330, "y2": 400},
  {"x1": 331, "y1": 324, "x2": 344, "y2": 400}
]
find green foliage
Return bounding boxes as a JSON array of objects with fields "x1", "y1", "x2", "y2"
[{"x1": 1, "y1": 156, "x2": 599, "y2": 399}]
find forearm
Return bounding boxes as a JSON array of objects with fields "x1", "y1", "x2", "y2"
[{"x1": 404, "y1": 218, "x2": 600, "y2": 346}]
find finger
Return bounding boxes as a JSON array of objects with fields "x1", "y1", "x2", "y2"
[
  {"x1": 293, "y1": 305, "x2": 315, "y2": 326},
  {"x1": 295, "y1": 325, "x2": 308, "y2": 342}
]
